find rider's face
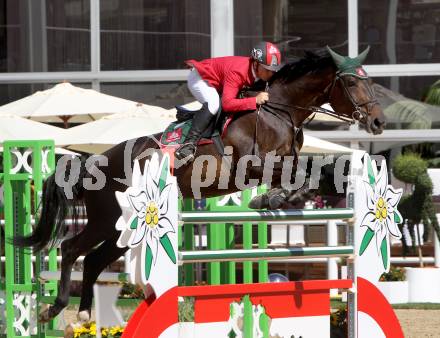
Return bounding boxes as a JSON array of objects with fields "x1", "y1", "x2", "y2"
[{"x1": 255, "y1": 63, "x2": 275, "y2": 81}]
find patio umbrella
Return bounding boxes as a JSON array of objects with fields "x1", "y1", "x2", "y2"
[
  {"x1": 308, "y1": 103, "x2": 346, "y2": 123},
  {"x1": 0, "y1": 114, "x2": 66, "y2": 144},
  {"x1": 0, "y1": 82, "x2": 142, "y2": 127},
  {"x1": 63, "y1": 103, "x2": 175, "y2": 154}
]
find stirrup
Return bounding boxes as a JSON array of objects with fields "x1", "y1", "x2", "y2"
[{"x1": 175, "y1": 143, "x2": 197, "y2": 161}]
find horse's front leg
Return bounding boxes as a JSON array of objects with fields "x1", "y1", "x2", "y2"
[
  {"x1": 248, "y1": 186, "x2": 289, "y2": 209},
  {"x1": 247, "y1": 166, "x2": 288, "y2": 210}
]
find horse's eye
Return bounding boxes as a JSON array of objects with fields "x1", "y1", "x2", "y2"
[{"x1": 347, "y1": 79, "x2": 357, "y2": 87}]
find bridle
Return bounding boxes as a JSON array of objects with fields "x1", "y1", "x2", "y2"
[
  {"x1": 263, "y1": 71, "x2": 379, "y2": 126},
  {"x1": 327, "y1": 72, "x2": 379, "y2": 123},
  {"x1": 252, "y1": 69, "x2": 379, "y2": 158}
]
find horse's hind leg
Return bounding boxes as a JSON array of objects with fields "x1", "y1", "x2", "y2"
[
  {"x1": 40, "y1": 225, "x2": 106, "y2": 322},
  {"x1": 77, "y1": 236, "x2": 127, "y2": 321}
]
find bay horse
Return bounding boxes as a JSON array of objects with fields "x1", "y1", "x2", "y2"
[{"x1": 14, "y1": 47, "x2": 385, "y2": 322}]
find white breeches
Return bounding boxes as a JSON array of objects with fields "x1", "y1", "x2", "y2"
[{"x1": 187, "y1": 68, "x2": 220, "y2": 115}]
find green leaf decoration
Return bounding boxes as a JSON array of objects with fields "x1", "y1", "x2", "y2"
[
  {"x1": 259, "y1": 310, "x2": 270, "y2": 337},
  {"x1": 145, "y1": 245, "x2": 153, "y2": 280},
  {"x1": 394, "y1": 212, "x2": 402, "y2": 224},
  {"x1": 243, "y1": 295, "x2": 253, "y2": 337},
  {"x1": 130, "y1": 217, "x2": 138, "y2": 230},
  {"x1": 367, "y1": 158, "x2": 375, "y2": 186},
  {"x1": 380, "y1": 238, "x2": 389, "y2": 270},
  {"x1": 359, "y1": 228, "x2": 375, "y2": 255},
  {"x1": 228, "y1": 330, "x2": 237, "y2": 338},
  {"x1": 160, "y1": 234, "x2": 176, "y2": 264},
  {"x1": 159, "y1": 155, "x2": 169, "y2": 192}
]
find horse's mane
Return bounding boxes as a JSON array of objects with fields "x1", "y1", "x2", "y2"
[{"x1": 270, "y1": 48, "x2": 335, "y2": 84}]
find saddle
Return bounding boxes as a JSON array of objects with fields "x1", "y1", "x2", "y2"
[{"x1": 160, "y1": 105, "x2": 233, "y2": 155}]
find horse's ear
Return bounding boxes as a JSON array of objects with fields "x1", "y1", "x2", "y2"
[
  {"x1": 356, "y1": 46, "x2": 370, "y2": 65},
  {"x1": 326, "y1": 46, "x2": 345, "y2": 67}
]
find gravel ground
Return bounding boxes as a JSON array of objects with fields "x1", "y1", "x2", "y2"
[
  {"x1": 395, "y1": 309, "x2": 440, "y2": 338},
  {"x1": 63, "y1": 308, "x2": 440, "y2": 337}
]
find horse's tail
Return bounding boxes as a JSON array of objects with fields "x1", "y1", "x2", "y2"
[{"x1": 13, "y1": 157, "x2": 88, "y2": 253}]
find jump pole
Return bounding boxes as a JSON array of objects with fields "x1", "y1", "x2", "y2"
[{"x1": 116, "y1": 151, "x2": 405, "y2": 338}]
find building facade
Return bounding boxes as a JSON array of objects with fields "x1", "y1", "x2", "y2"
[{"x1": 0, "y1": 0, "x2": 439, "y2": 147}]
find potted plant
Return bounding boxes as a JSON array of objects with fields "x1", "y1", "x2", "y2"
[
  {"x1": 392, "y1": 153, "x2": 440, "y2": 302},
  {"x1": 377, "y1": 266, "x2": 408, "y2": 304},
  {"x1": 330, "y1": 307, "x2": 347, "y2": 338},
  {"x1": 178, "y1": 297, "x2": 194, "y2": 337}
]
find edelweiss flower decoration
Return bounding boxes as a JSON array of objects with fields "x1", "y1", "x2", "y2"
[
  {"x1": 359, "y1": 155, "x2": 403, "y2": 271},
  {"x1": 115, "y1": 153, "x2": 176, "y2": 284}
]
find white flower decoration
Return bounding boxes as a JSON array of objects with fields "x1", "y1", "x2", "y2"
[
  {"x1": 359, "y1": 155, "x2": 403, "y2": 270},
  {"x1": 115, "y1": 153, "x2": 176, "y2": 282}
]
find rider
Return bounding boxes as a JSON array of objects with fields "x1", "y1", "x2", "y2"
[{"x1": 175, "y1": 41, "x2": 283, "y2": 162}]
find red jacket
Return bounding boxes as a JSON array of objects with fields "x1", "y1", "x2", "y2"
[{"x1": 186, "y1": 56, "x2": 257, "y2": 113}]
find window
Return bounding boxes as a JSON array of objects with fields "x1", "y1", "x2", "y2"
[
  {"x1": 100, "y1": 0, "x2": 210, "y2": 70},
  {"x1": 0, "y1": 0, "x2": 91, "y2": 72},
  {"x1": 373, "y1": 76, "x2": 440, "y2": 129},
  {"x1": 359, "y1": 0, "x2": 440, "y2": 64},
  {"x1": 100, "y1": 82, "x2": 192, "y2": 109},
  {"x1": 234, "y1": 0, "x2": 348, "y2": 60}
]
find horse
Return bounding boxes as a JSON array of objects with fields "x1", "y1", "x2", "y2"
[{"x1": 13, "y1": 47, "x2": 385, "y2": 322}]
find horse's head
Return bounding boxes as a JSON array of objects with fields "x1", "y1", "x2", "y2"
[{"x1": 326, "y1": 46, "x2": 385, "y2": 134}]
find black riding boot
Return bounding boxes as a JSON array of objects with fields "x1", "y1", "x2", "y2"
[{"x1": 175, "y1": 103, "x2": 215, "y2": 162}]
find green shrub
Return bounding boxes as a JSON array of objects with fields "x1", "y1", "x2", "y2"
[
  {"x1": 179, "y1": 297, "x2": 194, "y2": 322},
  {"x1": 424, "y1": 79, "x2": 440, "y2": 106},
  {"x1": 392, "y1": 153, "x2": 427, "y2": 184},
  {"x1": 120, "y1": 282, "x2": 144, "y2": 299},
  {"x1": 379, "y1": 266, "x2": 406, "y2": 282},
  {"x1": 330, "y1": 308, "x2": 347, "y2": 338}
]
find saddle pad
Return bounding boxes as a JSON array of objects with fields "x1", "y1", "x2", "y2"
[
  {"x1": 159, "y1": 116, "x2": 233, "y2": 147},
  {"x1": 160, "y1": 120, "x2": 193, "y2": 146}
]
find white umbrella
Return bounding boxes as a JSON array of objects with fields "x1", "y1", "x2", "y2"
[
  {"x1": 312, "y1": 103, "x2": 344, "y2": 122},
  {"x1": 0, "y1": 115, "x2": 66, "y2": 144},
  {"x1": 302, "y1": 134, "x2": 353, "y2": 154},
  {"x1": 168, "y1": 100, "x2": 202, "y2": 115},
  {"x1": 0, "y1": 82, "x2": 142, "y2": 126},
  {"x1": 63, "y1": 104, "x2": 175, "y2": 154}
]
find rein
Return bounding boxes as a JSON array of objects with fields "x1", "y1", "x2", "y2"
[{"x1": 264, "y1": 100, "x2": 355, "y2": 125}]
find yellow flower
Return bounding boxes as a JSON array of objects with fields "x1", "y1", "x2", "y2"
[
  {"x1": 110, "y1": 326, "x2": 124, "y2": 336},
  {"x1": 73, "y1": 325, "x2": 90, "y2": 338},
  {"x1": 89, "y1": 323, "x2": 97, "y2": 336}
]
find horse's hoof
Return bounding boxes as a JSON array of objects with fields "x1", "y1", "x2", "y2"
[
  {"x1": 268, "y1": 194, "x2": 286, "y2": 210},
  {"x1": 248, "y1": 193, "x2": 269, "y2": 209},
  {"x1": 77, "y1": 310, "x2": 90, "y2": 322}
]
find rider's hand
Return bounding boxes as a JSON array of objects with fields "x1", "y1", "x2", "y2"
[{"x1": 256, "y1": 92, "x2": 269, "y2": 105}]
